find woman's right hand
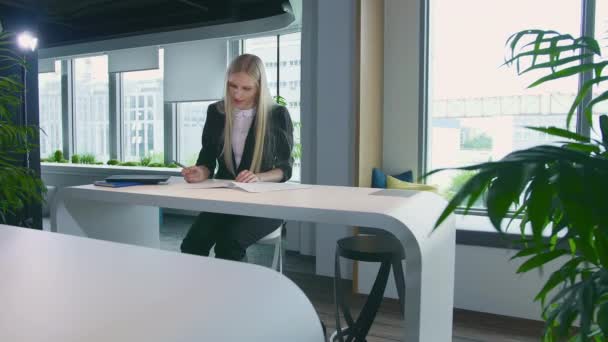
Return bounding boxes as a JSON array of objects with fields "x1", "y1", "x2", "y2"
[{"x1": 181, "y1": 165, "x2": 209, "y2": 183}]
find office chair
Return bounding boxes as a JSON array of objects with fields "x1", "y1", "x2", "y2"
[
  {"x1": 255, "y1": 221, "x2": 286, "y2": 273},
  {"x1": 209, "y1": 221, "x2": 285, "y2": 273}
]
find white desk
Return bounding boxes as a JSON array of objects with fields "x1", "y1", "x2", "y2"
[
  {"x1": 0, "y1": 224, "x2": 324, "y2": 342},
  {"x1": 52, "y1": 182, "x2": 456, "y2": 342}
]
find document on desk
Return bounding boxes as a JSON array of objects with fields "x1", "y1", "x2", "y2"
[{"x1": 190, "y1": 179, "x2": 312, "y2": 193}]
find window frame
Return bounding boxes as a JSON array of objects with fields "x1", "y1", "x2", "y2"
[{"x1": 420, "y1": 0, "x2": 599, "y2": 248}]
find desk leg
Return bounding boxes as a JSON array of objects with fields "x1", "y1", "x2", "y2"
[
  {"x1": 398, "y1": 218, "x2": 455, "y2": 342},
  {"x1": 52, "y1": 195, "x2": 160, "y2": 248}
]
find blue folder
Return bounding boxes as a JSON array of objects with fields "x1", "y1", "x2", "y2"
[{"x1": 94, "y1": 181, "x2": 144, "y2": 188}]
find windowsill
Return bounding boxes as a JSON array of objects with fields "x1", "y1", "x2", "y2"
[
  {"x1": 455, "y1": 215, "x2": 504, "y2": 234},
  {"x1": 41, "y1": 162, "x2": 183, "y2": 175},
  {"x1": 454, "y1": 214, "x2": 553, "y2": 250},
  {"x1": 41, "y1": 162, "x2": 303, "y2": 181}
]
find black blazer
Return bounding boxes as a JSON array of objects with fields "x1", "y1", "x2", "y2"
[{"x1": 196, "y1": 101, "x2": 294, "y2": 182}]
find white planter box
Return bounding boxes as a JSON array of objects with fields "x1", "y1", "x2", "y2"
[{"x1": 41, "y1": 162, "x2": 182, "y2": 189}]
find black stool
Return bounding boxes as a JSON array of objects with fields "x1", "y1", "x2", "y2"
[{"x1": 332, "y1": 234, "x2": 406, "y2": 342}]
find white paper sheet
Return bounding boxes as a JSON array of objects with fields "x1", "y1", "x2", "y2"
[
  {"x1": 233, "y1": 182, "x2": 312, "y2": 193},
  {"x1": 189, "y1": 180, "x2": 312, "y2": 193}
]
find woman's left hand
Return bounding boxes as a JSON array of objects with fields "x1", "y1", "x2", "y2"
[{"x1": 236, "y1": 170, "x2": 260, "y2": 183}]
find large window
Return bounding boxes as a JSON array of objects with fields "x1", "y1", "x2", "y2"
[
  {"x1": 122, "y1": 50, "x2": 164, "y2": 162},
  {"x1": 243, "y1": 36, "x2": 278, "y2": 97},
  {"x1": 38, "y1": 61, "x2": 62, "y2": 158},
  {"x1": 39, "y1": 33, "x2": 301, "y2": 176},
  {"x1": 177, "y1": 101, "x2": 214, "y2": 166},
  {"x1": 73, "y1": 55, "x2": 110, "y2": 162},
  {"x1": 427, "y1": 0, "x2": 581, "y2": 205},
  {"x1": 427, "y1": 1, "x2": 607, "y2": 236},
  {"x1": 244, "y1": 32, "x2": 302, "y2": 182}
]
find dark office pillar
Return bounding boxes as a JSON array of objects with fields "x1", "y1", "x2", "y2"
[{"x1": 0, "y1": 6, "x2": 42, "y2": 229}]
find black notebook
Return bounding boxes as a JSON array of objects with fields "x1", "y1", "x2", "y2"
[{"x1": 105, "y1": 175, "x2": 171, "y2": 184}]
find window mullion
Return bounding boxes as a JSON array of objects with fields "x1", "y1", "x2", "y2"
[
  {"x1": 61, "y1": 59, "x2": 73, "y2": 159},
  {"x1": 109, "y1": 72, "x2": 121, "y2": 160},
  {"x1": 164, "y1": 102, "x2": 176, "y2": 165},
  {"x1": 276, "y1": 35, "x2": 281, "y2": 97},
  {"x1": 577, "y1": 0, "x2": 595, "y2": 137}
]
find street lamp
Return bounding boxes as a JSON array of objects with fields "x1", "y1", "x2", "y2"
[{"x1": 16, "y1": 31, "x2": 38, "y2": 169}]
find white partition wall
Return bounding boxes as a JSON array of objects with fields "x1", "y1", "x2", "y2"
[
  {"x1": 163, "y1": 39, "x2": 228, "y2": 102},
  {"x1": 38, "y1": 58, "x2": 56, "y2": 73},
  {"x1": 301, "y1": 0, "x2": 357, "y2": 278},
  {"x1": 108, "y1": 46, "x2": 159, "y2": 73}
]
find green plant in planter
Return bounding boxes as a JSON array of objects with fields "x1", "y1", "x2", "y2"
[
  {"x1": 147, "y1": 151, "x2": 164, "y2": 164},
  {"x1": 107, "y1": 159, "x2": 120, "y2": 166},
  {"x1": 79, "y1": 153, "x2": 96, "y2": 164},
  {"x1": 140, "y1": 156, "x2": 152, "y2": 166},
  {"x1": 45, "y1": 149, "x2": 67, "y2": 163},
  {"x1": 53, "y1": 150, "x2": 64, "y2": 162},
  {"x1": 119, "y1": 161, "x2": 140, "y2": 167},
  {"x1": 429, "y1": 30, "x2": 608, "y2": 341},
  {"x1": 0, "y1": 27, "x2": 45, "y2": 224},
  {"x1": 71, "y1": 154, "x2": 80, "y2": 164}
]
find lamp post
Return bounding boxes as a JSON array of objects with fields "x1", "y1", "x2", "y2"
[{"x1": 16, "y1": 31, "x2": 38, "y2": 169}]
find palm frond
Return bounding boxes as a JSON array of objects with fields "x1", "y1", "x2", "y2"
[{"x1": 0, "y1": 26, "x2": 45, "y2": 224}]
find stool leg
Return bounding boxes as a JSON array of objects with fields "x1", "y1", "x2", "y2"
[
  {"x1": 351, "y1": 261, "x2": 391, "y2": 341},
  {"x1": 271, "y1": 237, "x2": 281, "y2": 271},
  {"x1": 392, "y1": 258, "x2": 406, "y2": 316},
  {"x1": 278, "y1": 238, "x2": 283, "y2": 273},
  {"x1": 334, "y1": 250, "x2": 356, "y2": 342}
]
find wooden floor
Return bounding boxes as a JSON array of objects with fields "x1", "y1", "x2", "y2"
[{"x1": 285, "y1": 271, "x2": 545, "y2": 342}]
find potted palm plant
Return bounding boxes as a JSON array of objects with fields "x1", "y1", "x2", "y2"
[
  {"x1": 0, "y1": 24, "x2": 46, "y2": 226},
  {"x1": 430, "y1": 29, "x2": 608, "y2": 341}
]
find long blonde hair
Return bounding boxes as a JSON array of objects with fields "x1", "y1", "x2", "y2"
[{"x1": 221, "y1": 54, "x2": 274, "y2": 175}]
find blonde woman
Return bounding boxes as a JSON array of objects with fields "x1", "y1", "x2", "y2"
[{"x1": 180, "y1": 54, "x2": 294, "y2": 261}]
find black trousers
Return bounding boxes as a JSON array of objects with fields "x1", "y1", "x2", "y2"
[{"x1": 180, "y1": 212, "x2": 282, "y2": 261}]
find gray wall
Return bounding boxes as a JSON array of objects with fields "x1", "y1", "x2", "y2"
[{"x1": 301, "y1": 0, "x2": 357, "y2": 278}]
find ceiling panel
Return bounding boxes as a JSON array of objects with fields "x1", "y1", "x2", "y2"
[{"x1": 0, "y1": 0, "x2": 290, "y2": 47}]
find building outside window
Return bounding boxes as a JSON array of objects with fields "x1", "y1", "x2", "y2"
[
  {"x1": 177, "y1": 101, "x2": 215, "y2": 166},
  {"x1": 73, "y1": 55, "x2": 110, "y2": 162},
  {"x1": 122, "y1": 49, "x2": 164, "y2": 163},
  {"x1": 427, "y1": 0, "x2": 580, "y2": 211},
  {"x1": 38, "y1": 60, "x2": 62, "y2": 158},
  {"x1": 243, "y1": 36, "x2": 279, "y2": 97}
]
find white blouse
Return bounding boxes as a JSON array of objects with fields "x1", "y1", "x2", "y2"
[{"x1": 232, "y1": 108, "x2": 256, "y2": 168}]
